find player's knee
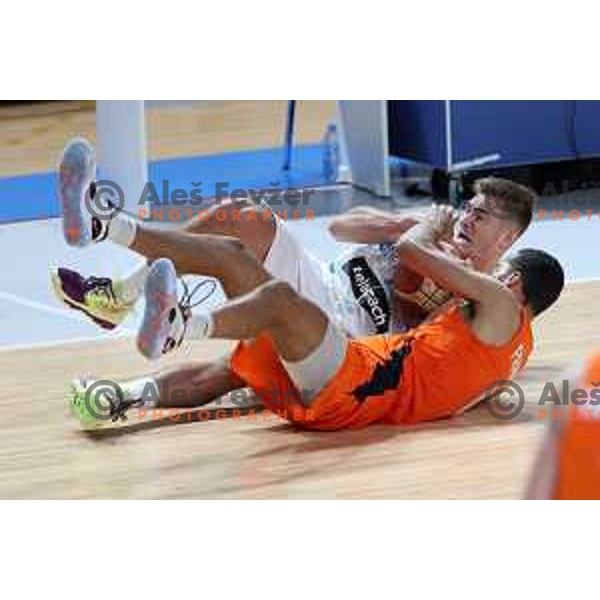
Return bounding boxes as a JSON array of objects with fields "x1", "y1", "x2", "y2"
[
  {"x1": 258, "y1": 280, "x2": 301, "y2": 316},
  {"x1": 218, "y1": 234, "x2": 247, "y2": 256},
  {"x1": 217, "y1": 208, "x2": 276, "y2": 262},
  {"x1": 237, "y1": 207, "x2": 275, "y2": 239},
  {"x1": 184, "y1": 202, "x2": 240, "y2": 234}
]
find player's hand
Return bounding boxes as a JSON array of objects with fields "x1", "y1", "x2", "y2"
[
  {"x1": 424, "y1": 204, "x2": 458, "y2": 243},
  {"x1": 396, "y1": 204, "x2": 458, "y2": 251}
]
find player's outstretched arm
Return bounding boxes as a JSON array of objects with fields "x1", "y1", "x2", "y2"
[{"x1": 328, "y1": 207, "x2": 420, "y2": 244}]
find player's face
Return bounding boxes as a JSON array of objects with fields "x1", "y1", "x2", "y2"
[{"x1": 452, "y1": 194, "x2": 517, "y2": 263}]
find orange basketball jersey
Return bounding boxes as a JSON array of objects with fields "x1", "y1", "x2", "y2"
[
  {"x1": 551, "y1": 351, "x2": 600, "y2": 500},
  {"x1": 383, "y1": 304, "x2": 533, "y2": 425},
  {"x1": 230, "y1": 304, "x2": 533, "y2": 430}
]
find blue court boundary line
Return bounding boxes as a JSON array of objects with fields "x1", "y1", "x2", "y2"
[{"x1": 0, "y1": 144, "x2": 329, "y2": 225}]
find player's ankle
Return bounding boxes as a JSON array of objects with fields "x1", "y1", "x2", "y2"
[
  {"x1": 121, "y1": 377, "x2": 160, "y2": 407},
  {"x1": 186, "y1": 312, "x2": 214, "y2": 341},
  {"x1": 105, "y1": 213, "x2": 137, "y2": 247}
]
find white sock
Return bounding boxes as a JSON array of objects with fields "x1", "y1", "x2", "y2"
[
  {"x1": 118, "y1": 263, "x2": 150, "y2": 304},
  {"x1": 121, "y1": 376, "x2": 160, "y2": 407},
  {"x1": 185, "y1": 312, "x2": 214, "y2": 340},
  {"x1": 108, "y1": 213, "x2": 137, "y2": 247}
]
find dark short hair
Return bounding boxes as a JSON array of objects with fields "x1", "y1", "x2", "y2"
[
  {"x1": 473, "y1": 177, "x2": 535, "y2": 234},
  {"x1": 507, "y1": 248, "x2": 564, "y2": 316}
]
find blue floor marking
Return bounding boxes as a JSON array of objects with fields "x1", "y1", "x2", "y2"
[{"x1": 0, "y1": 145, "x2": 328, "y2": 224}]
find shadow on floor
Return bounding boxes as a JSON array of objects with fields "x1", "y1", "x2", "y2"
[{"x1": 81, "y1": 395, "x2": 541, "y2": 446}]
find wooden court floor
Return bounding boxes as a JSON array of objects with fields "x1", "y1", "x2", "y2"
[
  {"x1": 1, "y1": 281, "x2": 598, "y2": 499},
  {"x1": 0, "y1": 100, "x2": 336, "y2": 177}
]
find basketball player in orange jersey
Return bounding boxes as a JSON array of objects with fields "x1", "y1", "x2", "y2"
[
  {"x1": 60, "y1": 149, "x2": 564, "y2": 428},
  {"x1": 527, "y1": 352, "x2": 600, "y2": 499},
  {"x1": 54, "y1": 139, "x2": 535, "y2": 411}
]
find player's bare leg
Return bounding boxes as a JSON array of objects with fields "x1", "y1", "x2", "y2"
[
  {"x1": 137, "y1": 258, "x2": 329, "y2": 362},
  {"x1": 53, "y1": 139, "x2": 278, "y2": 327},
  {"x1": 123, "y1": 358, "x2": 246, "y2": 410},
  {"x1": 129, "y1": 225, "x2": 271, "y2": 298},
  {"x1": 183, "y1": 200, "x2": 277, "y2": 263}
]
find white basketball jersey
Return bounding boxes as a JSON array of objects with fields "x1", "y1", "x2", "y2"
[{"x1": 327, "y1": 243, "x2": 396, "y2": 338}]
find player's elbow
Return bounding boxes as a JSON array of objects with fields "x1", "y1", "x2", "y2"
[{"x1": 328, "y1": 217, "x2": 344, "y2": 238}]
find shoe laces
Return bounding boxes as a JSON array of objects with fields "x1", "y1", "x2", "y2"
[
  {"x1": 85, "y1": 277, "x2": 120, "y2": 309},
  {"x1": 107, "y1": 389, "x2": 136, "y2": 422},
  {"x1": 162, "y1": 278, "x2": 218, "y2": 354},
  {"x1": 180, "y1": 278, "x2": 218, "y2": 317}
]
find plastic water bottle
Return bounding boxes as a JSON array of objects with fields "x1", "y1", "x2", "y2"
[{"x1": 322, "y1": 122, "x2": 339, "y2": 183}]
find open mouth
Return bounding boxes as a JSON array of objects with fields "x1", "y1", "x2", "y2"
[{"x1": 456, "y1": 230, "x2": 471, "y2": 243}]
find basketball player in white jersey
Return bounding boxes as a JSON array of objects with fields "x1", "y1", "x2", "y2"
[{"x1": 52, "y1": 139, "x2": 534, "y2": 411}]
